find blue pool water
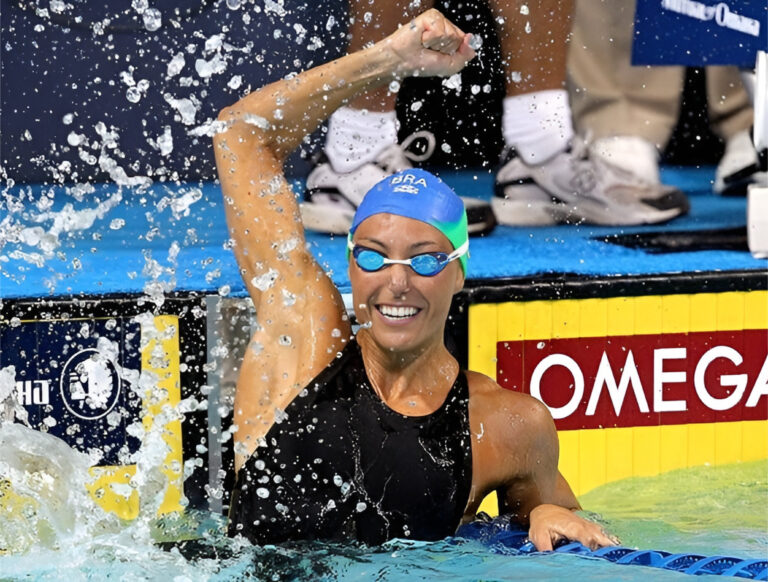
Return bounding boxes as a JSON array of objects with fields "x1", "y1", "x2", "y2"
[{"x1": 1, "y1": 460, "x2": 765, "y2": 581}]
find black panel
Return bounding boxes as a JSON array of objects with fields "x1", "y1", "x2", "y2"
[{"x1": 599, "y1": 227, "x2": 749, "y2": 253}]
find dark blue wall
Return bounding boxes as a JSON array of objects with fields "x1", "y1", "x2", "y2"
[
  {"x1": 1, "y1": 0, "x2": 349, "y2": 183},
  {"x1": 1, "y1": 0, "x2": 508, "y2": 185}
]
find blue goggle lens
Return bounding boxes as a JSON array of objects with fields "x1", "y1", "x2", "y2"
[{"x1": 352, "y1": 247, "x2": 449, "y2": 277}]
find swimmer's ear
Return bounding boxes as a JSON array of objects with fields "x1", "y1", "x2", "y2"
[{"x1": 453, "y1": 265, "x2": 465, "y2": 294}]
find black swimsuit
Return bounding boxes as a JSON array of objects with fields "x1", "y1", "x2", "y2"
[{"x1": 228, "y1": 338, "x2": 473, "y2": 546}]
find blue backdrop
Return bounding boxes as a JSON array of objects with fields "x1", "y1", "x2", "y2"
[{"x1": 633, "y1": 0, "x2": 767, "y2": 66}]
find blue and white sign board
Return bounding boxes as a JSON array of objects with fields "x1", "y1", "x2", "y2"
[
  {"x1": 633, "y1": 0, "x2": 767, "y2": 66},
  {"x1": 1, "y1": 318, "x2": 142, "y2": 465}
]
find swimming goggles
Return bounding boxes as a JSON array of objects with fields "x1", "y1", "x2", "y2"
[{"x1": 348, "y1": 239, "x2": 469, "y2": 277}]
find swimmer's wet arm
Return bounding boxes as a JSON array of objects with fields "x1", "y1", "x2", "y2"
[
  {"x1": 496, "y1": 397, "x2": 565, "y2": 521},
  {"x1": 554, "y1": 471, "x2": 581, "y2": 510},
  {"x1": 214, "y1": 11, "x2": 475, "y2": 470},
  {"x1": 498, "y1": 400, "x2": 616, "y2": 551}
]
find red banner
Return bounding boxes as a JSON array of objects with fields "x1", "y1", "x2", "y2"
[{"x1": 496, "y1": 329, "x2": 768, "y2": 430}]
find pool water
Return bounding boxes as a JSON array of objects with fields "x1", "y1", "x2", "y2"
[
  {"x1": 579, "y1": 461, "x2": 768, "y2": 559},
  {"x1": 1, "y1": 454, "x2": 765, "y2": 581}
]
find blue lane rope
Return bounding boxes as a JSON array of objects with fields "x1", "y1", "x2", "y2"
[{"x1": 456, "y1": 515, "x2": 767, "y2": 580}]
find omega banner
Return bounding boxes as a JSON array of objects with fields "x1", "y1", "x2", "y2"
[
  {"x1": 633, "y1": 0, "x2": 766, "y2": 66},
  {"x1": 497, "y1": 329, "x2": 768, "y2": 431}
]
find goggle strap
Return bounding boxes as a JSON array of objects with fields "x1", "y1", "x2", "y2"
[{"x1": 447, "y1": 239, "x2": 469, "y2": 261}]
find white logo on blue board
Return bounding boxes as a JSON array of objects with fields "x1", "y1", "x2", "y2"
[
  {"x1": 660, "y1": 0, "x2": 761, "y2": 37},
  {"x1": 60, "y1": 349, "x2": 121, "y2": 420}
]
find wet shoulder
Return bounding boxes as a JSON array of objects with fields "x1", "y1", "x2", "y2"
[{"x1": 465, "y1": 370, "x2": 555, "y2": 445}]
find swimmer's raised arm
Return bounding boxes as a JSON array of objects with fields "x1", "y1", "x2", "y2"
[
  {"x1": 213, "y1": 8, "x2": 474, "y2": 306},
  {"x1": 213, "y1": 10, "x2": 474, "y2": 471}
]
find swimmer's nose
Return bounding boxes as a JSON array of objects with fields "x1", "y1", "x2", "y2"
[{"x1": 387, "y1": 263, "x2": 411, "y2": 296}]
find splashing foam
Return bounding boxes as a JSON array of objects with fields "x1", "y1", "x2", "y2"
[
  {"x1": 0, "y1": 364, "x2": 121, "y2": 554},
  {"x1": 0, "y1": 326, "x2": 202, "y2": 561}
]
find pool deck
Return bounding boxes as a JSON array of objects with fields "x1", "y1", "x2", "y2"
[{"x1": 1, "y1": 166, "x2": 766, "y2": 301}]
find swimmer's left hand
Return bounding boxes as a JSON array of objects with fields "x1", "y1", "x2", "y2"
[{"x1": 528, "y1": 504, "x2": 619, "y2": 551}]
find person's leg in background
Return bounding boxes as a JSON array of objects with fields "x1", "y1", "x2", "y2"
[
  {"x1": 490, "y1": 0, "x2": 576, "y2": 224},
  {"x1": 300, "y1": 0, "x2": 424, "y2": 234},
  {"x1": 322, "y1": 0, "x2": 412, "y2": 175},
  {"x1": 568, "y1": 0, "x2": 758, "y2": 196},
  {"x1": 568, "y1": 0, "x2": 684, "y2": 184},
  {"x1": 491, "y1": 0, "x2": 573, "y2": 166},
  {"x1": 304, "y1": 0, "x2": 688, "y2": 230},
  {"x1": 706, "y1": 67, "x2": 760, "y2": 195},
  {"x1": 492, "y1": 0, "x2": 688, "y2": 225},
  {"x1": 303, "y1": 0, "x2": 497, "y2": 235}
]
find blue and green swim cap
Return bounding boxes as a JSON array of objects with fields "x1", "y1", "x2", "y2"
[{"x1": 348, "y1": 169, "x2": 469, "y2": 273}]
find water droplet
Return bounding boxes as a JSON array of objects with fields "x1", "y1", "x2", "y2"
[
  {"x1": 251, "y1": 269, "x2": 278, "y2": 291},
  {"x1": 520, "y1": 4, "x2": 529, "y2": 15},
  {"x1": 132, "y1": 0, "x2": 148, "y2": 13},
  {"x1": 142, "y1": 7, "x2": 162, "y2": 31},
  {"x1": 110, "y1": 218, "x2": 125, "y2": 230},
  {"x1": 468, "y1": 34, "x2": 483, "y2": 50},
  {"x1": 226, "y1": 0, "x2": 241, "y2": 9},
  {"x1": 410, "y1": 100, "x2": 423, "y2": 112},
  {"x1": 49, "y1": 0, "x2": 67, "y2": 13},
  {"x1": 388, "y1": 80, "x2": 400, "y2": 93},
  {"x1": 282, "y1": 289, "x2": 296, "y2": 307},
  {"x1": 126, "y1": 86, "x2": 142, "y2": 103},
  {"x1": 62, "y1": 113, "x2": 74, "y2": 125},
  {"x1": 167, "y1": 52, "x2": 185, "y2": 77},
  {"x1": 442, "y1": 73, "x2": 462, "y2": 92},
  {"x1": 256, "y1": 487, "x2": 269, "y2": 498}
]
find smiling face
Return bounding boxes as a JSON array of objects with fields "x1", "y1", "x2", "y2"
[{"x1": 349, "y1": 213, "x2": 465, "y2": 356}]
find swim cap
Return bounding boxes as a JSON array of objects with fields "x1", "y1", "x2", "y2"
[{"x1": 348, "y1": 169, "x2": 469, "y2": 273}]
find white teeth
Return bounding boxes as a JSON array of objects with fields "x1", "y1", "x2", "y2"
[{"x1": 379, "y1": 305, "x2": 418, "y2": 319}]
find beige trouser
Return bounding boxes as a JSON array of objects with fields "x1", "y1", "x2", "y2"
[{"x1": 567, "y1": 0, "x2": 754, "y2": 150}]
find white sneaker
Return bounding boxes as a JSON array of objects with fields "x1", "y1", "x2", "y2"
[
  {"x1": 492, "y1": 138, "x2": 690, "y2": 226},
  {"x1": 301, "y1": 131, "x2": 497, "y2": 235},
  {"x1": 590, "y1": 136, "x2": 661, "y2": 185},
  {"x1": 715, "y1": 129, "x2": 767, "y2": 195}
]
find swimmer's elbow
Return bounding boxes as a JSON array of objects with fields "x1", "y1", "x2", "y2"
[{"x1": 214, "y1": 101, "x2": 272, "y2": 150}]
